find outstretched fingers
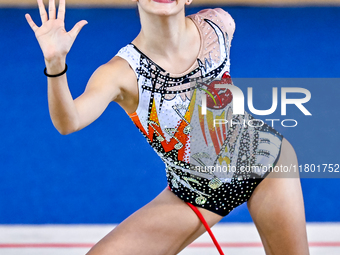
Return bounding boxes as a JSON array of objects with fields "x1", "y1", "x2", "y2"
[
  {"x1": 49, "y1": 0, "x2": 56, "y2": 20},
  {"x1": 57, "y1": 0, "x2": 66, "y2": 21},
  {"x1": 25, "y1": 13, "x2": 39, "y2": 32},
  {"x1": 37, "y1": 0, "x2": 48, "y2": 24}
]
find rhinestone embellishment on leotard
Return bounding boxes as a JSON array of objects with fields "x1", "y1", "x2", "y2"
[
  {"x1": 117, "y1": 9, "x2": 284, "y2": 217},
  {"x1": 208, "y1": 178, "x2": 223, "y2": 190},
  {"x1": 195, "y1": 196, "x2": 207, "y2": 205}
]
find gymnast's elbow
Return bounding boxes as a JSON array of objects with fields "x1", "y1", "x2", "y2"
[
  {"x1": 52, "y1": 119, "x2": 80, "y2": 136},
  {"x1": 57, "y1": 127, "x2": 75, "y2": 136}
]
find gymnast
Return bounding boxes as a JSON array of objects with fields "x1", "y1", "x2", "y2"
[{"x1": 25, "y1": 0, "x2": 310, "y2": 254}]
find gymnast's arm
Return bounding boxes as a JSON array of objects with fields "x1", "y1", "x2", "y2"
[
  {"x1": 25, "y1": 0, "x2": 132, "y2": 135},
  {"x1": 46, "y1": 58, "x2": 130, "y2": 135}
]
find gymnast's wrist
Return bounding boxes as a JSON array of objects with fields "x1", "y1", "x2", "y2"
[{"x1": 44, "y1": 57, "x2": 67, "y2": 77}]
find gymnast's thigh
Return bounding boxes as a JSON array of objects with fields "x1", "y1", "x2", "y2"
[
  {"x1": 247, "y1": 138, "x2": 309, "y2": 255},
  {"x1": 86, "y1": 187, "x2": 223, "y2": 255}
]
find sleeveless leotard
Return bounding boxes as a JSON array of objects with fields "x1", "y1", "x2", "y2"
[{"x1": 116, "y1": 8, "x2": 283, "y2": 216}]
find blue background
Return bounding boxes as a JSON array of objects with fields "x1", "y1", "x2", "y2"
[{"x1": 0, "y1": 6, "x2": 339, "y2": 223}]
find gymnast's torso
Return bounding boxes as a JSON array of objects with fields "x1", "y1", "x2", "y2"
[{"x1": 116, "y1": 8, "x2": 283, "y2": 216}]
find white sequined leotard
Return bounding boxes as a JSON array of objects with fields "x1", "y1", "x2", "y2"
[{"x1": 116, "y1": 8, "x2": 283, "y2": 216}]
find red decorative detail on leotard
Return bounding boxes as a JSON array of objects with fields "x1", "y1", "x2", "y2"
[
  {"x1": 129, "y1": 99, "x2": 190, "y2": 159},
  {"x1": 206, "y1": 72, "x2": 233, "y2": 110}
]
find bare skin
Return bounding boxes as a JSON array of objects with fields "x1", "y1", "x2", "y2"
[
  {"x1": 247, "y1": 138, "x2": 310, "y2": 255},
  {"x1": 26, "y1": 0, "x2": 310, "y2": 254},
  {"x1": 84, "y1": 139, "x2": 309, "y2": 255}
]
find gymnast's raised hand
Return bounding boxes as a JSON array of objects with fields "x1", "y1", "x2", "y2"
[
  {"x1": 25, "y1": 0, "x2": 135, "y2": 136},
  {"x1": 25, "y1": 0, "x2": 87, "y2": 68}
]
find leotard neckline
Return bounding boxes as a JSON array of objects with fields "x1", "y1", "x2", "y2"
[{"x1": 128, "y1": 15, "x2": 204, "y2": 78}]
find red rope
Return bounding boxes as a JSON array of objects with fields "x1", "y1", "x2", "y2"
[
  {"x1": 185, "y1": 202, "x2": 225, "y2": 255},
  {"x1": 167, "y1": 186, "x2": 224, "y2": 255}
]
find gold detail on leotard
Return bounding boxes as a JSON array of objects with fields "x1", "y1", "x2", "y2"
[{"x1": 217, "y1": 156, "x2": 230, "y2": 167}]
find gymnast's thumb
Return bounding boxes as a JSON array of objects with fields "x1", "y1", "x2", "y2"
[{"x1": 69, "y1": 20, "x2": 88, "y2": 39}]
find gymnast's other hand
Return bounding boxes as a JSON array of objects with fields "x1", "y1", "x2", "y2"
[{"x1": 25, "y1": 0, "x2": 87, "y2": 65}]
